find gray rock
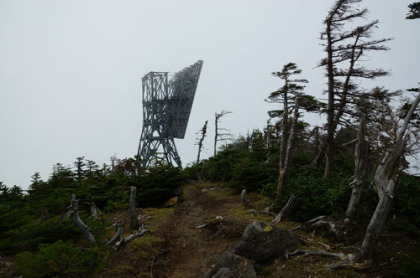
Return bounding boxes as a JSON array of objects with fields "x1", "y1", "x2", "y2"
[
  {"x1": 207, "y1": 251, "x2": 257, "y2": 278},
  {"x1": 232, "y1": 221, "x2": 302, "y2": 263}
]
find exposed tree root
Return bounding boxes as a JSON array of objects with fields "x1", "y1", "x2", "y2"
[
  {"x1": 106, "y1": 223, "x2": 150, "y2": 249},
  {"x1": 305, "y1": 215, "x2": 346, "y2": 241},
  {"x1": 67, "y1": 194, "x2": 95, "y2": 243}
]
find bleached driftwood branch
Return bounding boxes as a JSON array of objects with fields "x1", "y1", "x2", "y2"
[
  {"x1": 305, "y1": 215, "x2": 345, "y2": 241},
  {"x1": 67, "y1": 194, "x2": 95, "y2": 243},
  {"x1": 272, "y1": 194, "x2": 297, "y2": 224},
  {"x1": 106, "y1": 223, "x2": 150, "y2": 249}
]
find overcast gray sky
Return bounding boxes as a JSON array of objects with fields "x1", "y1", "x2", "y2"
[{"x1": 1, "y1": 0, "x2": 419, "y2": 189}]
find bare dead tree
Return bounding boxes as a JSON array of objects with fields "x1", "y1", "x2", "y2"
[
  {"x1": 214, "y1": 110, "x2": 232, "y2": 156},
  {"x1": 67, "y1": 194, "x2": 95, "y2": 244},
  {"x1": 344, "y1": 87, "x2": 403, "y2": 220},
  {"x1": 345, "y1": 114, "x2": 369, "y2": 220},
  {"x1": 359, "y1": 91, "x2": 420, "y2": 264}
]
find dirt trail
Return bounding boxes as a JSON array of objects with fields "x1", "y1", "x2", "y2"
[{"x1": 160, "y1": 184, "x2": 245, "y2": 278}]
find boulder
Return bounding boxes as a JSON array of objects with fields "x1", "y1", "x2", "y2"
[
  {"x1": 232, "y1": 221, "x2": 302, "y2": 263},
  {"x1": 207, "y1": 251, "x2": 257, "y2": 278}
]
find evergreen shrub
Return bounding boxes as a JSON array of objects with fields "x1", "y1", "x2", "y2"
[
  {"x1": 137, "y1": 164, "x2": 187, "y2": 207},
  {"x1": 15, "y1": 240, "x2": 104, "y2": 277}
]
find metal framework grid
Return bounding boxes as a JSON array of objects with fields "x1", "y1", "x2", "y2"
[{"x1": 137, "y1": 60, "x2": 203, "y2": 168}]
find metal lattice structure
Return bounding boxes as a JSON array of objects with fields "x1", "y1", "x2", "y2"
[{"x1": 137, "y1": 60, "x2": 203, "y2": 168}]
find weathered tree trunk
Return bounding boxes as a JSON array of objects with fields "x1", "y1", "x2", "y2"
[
  {"x1": 241, "y1": 189, "x2": 247, "y2": 203},
  {"x1": 106, "y1": 223, "x2": 149, "y2": 248},
  {"x1": 67, "y1": 194, "x2": 95, "y2": 244},
  {"x1": 214, "y1": 112, "x2": 219, "y2": 156},
  {"x1": 279, "y1": 90, "x2": 289, "y2": 172},
  {"x1": 106, "y1": 223, "x2": 123, "y2": 245},
  {"x1": 359, "y1": 178, "x2": 397, "y2": 262},
  {"x1": 270, "y1": 170, "x2": 285, "y2": 210},
  {"x1": 271, "y1": 81, "x2": 290, "y2": 209},
  {"x1": 130, "y1": 186, "x2": 140, "y2": 230},
  {"x1": 345, "y1": 114, "x2": 369, "y2": 220},
  {"x1": 283, "y1": 94, "x2": 300, "y2": 179},
  {"x1": 359, "y1": 92, "x2": 420, "y2": 263},
  {"x1": 272, "y1": 194, "x2": 297, "y2": 224},
  {"x1": 270, "y1": 92, "x2": 289, "y2": 209},
  {"x1": 312, "y1": 142, "x2": 325, "y2": 167},
  {"x1": 324, "y1": 15, "x2": 335, "y2": 178},
  {"x1": 271, "y1": 94, "x2": 299, "y2": 209}
]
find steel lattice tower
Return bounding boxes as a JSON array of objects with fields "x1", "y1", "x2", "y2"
[{"x1": 137, "y1": 60, "x2": 203, "y2": 168}]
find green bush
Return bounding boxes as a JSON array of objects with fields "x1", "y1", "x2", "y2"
[
  {"x1": 15, "y1": 240, "x2": 104, "y2": 277},
  {"x1": 396, "y1": 250, "x2": 420, "y2": 278},
  {"x1": 136, "y1": 164, "x2": 187, "y2": 207},
  {"x1": 262, "y1": 167, "x2": 351, "y2": 220},
  {"x1": 203, "y1": 148, "x2": 248, "y2": 182},
  {"x1": 229, "y1": 158, "x2": 274, "y2": 192},
  {"x1": 0, "y1": 217, "x2": 80, "y2": 255},
  {"x1": 382, "y1": 174, "x2": 420, "y2": 239},
  {"x1": 286, "y1": 171, "x2": 351, "y2": 220},
  {"x1": 183, "y1": 162, "x2": 202, "y2": 180}
]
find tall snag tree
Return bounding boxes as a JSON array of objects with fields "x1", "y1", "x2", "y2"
[
  {"x1": 360, "y1": 89, "x2": 420, "y2": 263},
  {"x1": 214, "y1": 110, "x2": 232, "y2": 156},
  {"x1": 317, "y1": 0, "x2": 391, "y2": 178},
  {"x1": 345, "y1": 87, "x2": 401, "y2": 220}
]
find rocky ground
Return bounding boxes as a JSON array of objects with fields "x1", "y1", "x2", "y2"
[{"x1": 98, "y1": 182, "x2": 413, "y2": 278}]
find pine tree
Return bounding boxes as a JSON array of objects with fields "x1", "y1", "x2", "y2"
[{"x1": 318, "y1": 0, "x2": 391, "y2": 177}]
